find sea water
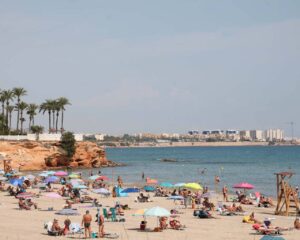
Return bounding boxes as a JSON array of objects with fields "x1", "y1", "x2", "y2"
[{"x1": 96, "y1": 146, "x2": 300, "y2": 197}]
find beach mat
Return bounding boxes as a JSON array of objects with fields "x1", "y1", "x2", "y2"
[{"x1": 260, "y1": 236, "x2": 285, "y2": 240}]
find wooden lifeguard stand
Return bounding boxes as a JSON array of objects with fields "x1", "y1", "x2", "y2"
[{"x1": 275, "y1": 172, "x2": 300, "y2": 216}]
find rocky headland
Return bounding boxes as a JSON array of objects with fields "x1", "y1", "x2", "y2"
[{"x1": 0, "y1": 141, "x2": 120, "y2": 171}]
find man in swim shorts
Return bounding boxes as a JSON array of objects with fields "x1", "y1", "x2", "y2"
[{"x1": 82, "y1": 210, "x2": 92, "y2": 238}]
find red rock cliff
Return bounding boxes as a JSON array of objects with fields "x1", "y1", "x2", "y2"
[{"x1": 0, "y1": 141, "x2": 116, "y2": 171}]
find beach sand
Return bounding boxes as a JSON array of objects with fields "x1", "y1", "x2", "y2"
[{"x1": 0, "y1": 186, "x2": 298, "y2": 240}]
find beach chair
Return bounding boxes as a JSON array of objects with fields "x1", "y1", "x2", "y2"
[
  {"x1": 110, "y1": 208, "x2": 118, "y2": 222},
  {"x1": 103, "y1": 208, "x2": 112, "y2": 221},
  {"x1": 69, "y1": 223, "x2": 84, "y2": 238}
]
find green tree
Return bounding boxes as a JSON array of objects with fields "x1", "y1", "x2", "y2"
[
  {"x1": 40, "y1": 99, "x2": 55, "y2": 133},
  {"x1": 13, "y1": 87, "x2": 27, "y2": 132},
  {"x1": 0, "y1": 91, "x2": 5, "y2": 133},
  {"x1": 2, "y1": 89, "x2": 15, "y2": 129},
  {"x1": 26, "y1": 103, "x2": 38, "y2": 132},
  {"x1": 57, "y1": 97, "x2": 71, "y2": 133},
  {"x1": 60, "y1": 132, "x2": 76, "y2": 165},
  {"x1": 6, "y1": 105, "x2": 14, "y2": 134},
  {"x1": 30, "y1": 125, "x2": 44, "y2": 140},
  {"x1": 17, "y1": 101, "x2": 28, "y2": 134}
]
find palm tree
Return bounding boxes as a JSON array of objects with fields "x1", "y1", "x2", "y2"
[
  {"x1": 0, "y1": 91, "x2": 5, "y2": 132},
  {"x1": 26, "y1": 103, "x2": 38, "y2": 132},
  {"x1": 40, "y1": 99, "x2": 54, "y2": 133},
  {"x1": 13, "y1": 87, "x2": 27, "y2": 132},
  {"x1": 57, "y1": 97, "x2": 71, "y2": 133},
  {"x1": 2, "y1": 89, "x2": 15, "y2": 130},
  {"x1": 6, "y1": 105, "x2": 14, "y2": 134},
  {"x1": 54, "y1": 101, "x2": 61, "y2": 133},
  {"x1": 17, "y1": 101, "x2": 28, "y2": 134}
]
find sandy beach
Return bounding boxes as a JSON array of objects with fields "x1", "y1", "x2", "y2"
[{"x1": 0, "y1": 183, "x2": 299, "y2": 240}]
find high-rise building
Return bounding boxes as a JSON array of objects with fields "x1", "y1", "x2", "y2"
[
  {"x1": 265, "y1": 129, "x2": 284, "y2": 141},
  {"x1": 249, "y1": 130, "x2": 265, "y2": 141}
]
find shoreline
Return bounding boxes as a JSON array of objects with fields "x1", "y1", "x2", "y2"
[{"x1": 104, "y1": 141, "x2": 300, "y2": 148}]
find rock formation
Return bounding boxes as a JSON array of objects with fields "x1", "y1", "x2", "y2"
[{"x1": 0, "y1": 141, "x2": 118, "y2": 171}]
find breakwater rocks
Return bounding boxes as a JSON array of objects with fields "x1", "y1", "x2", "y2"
[{"x1": 0, "y1": 141, "x2": 120, "y2": 171}]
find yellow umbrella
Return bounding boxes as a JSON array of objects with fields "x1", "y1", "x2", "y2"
[
  {"x1": 132, "y1": 208, "x2": 148, "y2": 216},
  {"x1": 69, "y1": 174, "x2": 80, "y2": 179},
  {"x1": 184, "y1": 182, "x2": 203, "y2": 190}
]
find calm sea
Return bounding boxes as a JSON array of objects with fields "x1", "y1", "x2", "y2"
[{"x1": 94, "y1": 146, "x2": 300, "y2": 197}]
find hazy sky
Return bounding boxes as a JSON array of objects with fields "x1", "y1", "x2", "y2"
[{"x1": 1, "y1": 0, "x2": 300, "y2": 136}]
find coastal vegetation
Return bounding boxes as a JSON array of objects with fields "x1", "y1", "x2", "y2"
[
  {"x1": 60, "y1": 132, "x2": 76, "y2": 165},
  {"x1": 0, "y1": 87, "x2": 70, "y2": 135}
]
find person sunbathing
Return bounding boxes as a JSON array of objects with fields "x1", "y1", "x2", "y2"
[
  {"x1": 26, "y1": 199, "x2": 37, "y2": 209},
  {"x1": 19, "y1": 198, "x2": 30, "y2": 210},
  {"x1": 202, "y1": 198, "x2": 215, "y2": 210},
  {"x1": 249, "y1": 212, "x2": 261, "y2": 224},
  {"x1": 294, "y1": 218, "x2": 300, "y2": 229},
  {"x1": 259, "y1": 196, "x2": 275, "y2": 207},
  {"x1": 169, "y1": 219, "x2": 183, "y2": 230},
  {"x1": 240, "y1": 196, "x2": 253, "y2": 205},
  {"x1": 51, "y1": 219, "x2": 62, "y2": 233},
  {"x1": 159, "y1": 217, "x2": 168, "y2": 230},
  {"x1": 64, "y1": 200, "x2": 73, "y2": 209},
  {"x1": 257, "y1": 220, "x2": 289, "y2": 234}
]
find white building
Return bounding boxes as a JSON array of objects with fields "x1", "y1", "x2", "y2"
[
  {"x1": 249, "y1": 130, "x2": 265, "y2": 141},
  {"x1": 239, "y1": 130, "x2": 251, "y2": 140},
  {"x1": 95, "y1": 134, "x2": 105, "y2": 141},
  {"x1": 265, "y1": 129, "x2": 284, "y2": 141}
]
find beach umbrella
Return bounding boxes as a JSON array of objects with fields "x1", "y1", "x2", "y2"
[
  {"x1": 69, "y1": 173, "x2": 80, "y2": 179},
  {"x1": 55, "y1": 209, "x2": 80, "y2": 216},
  {"x1": 45, "y1": 176, "x2": 59, "y2": 183},
  {"x1": 160, "y1": 182, "x2": 174, "y2": 188},
  {"x1": 184, "y1": 183, "x2": 203, "y2": 190},
  {"x1": 233, "y1": 182, "x2": 254, "y2": 192},
  {"x1": 16, "y1": 192, "x2": 35, "y2": 199},
  {"x1": 96, "y1": 176, "x2": 109, "y2": 181},
  {"x1": 121, "y1": 187, "x2": 140, "y2": 193},
  {"x1": 89, "y1": 175, "x2": 100, "y2": 181},
  {"x1": 146, "y1": 178, "x2": 158, "y2": 184},
  {"x1": 44, "y1": 192, "x2": 62, "y2": 199},
  {"x1": 24, "y1": 174, "x2": 35, "y2": 180},
  {"x1": 70, "y1": 179, "x2": 84, "y2": 185},
  {"x1": 9, "y1": 178, "x2": 23, "y2": 186},
  {"x1": 73, "y1": 185, "x2": 87, "y2": 189},
  {"x1": 54, "y1": 171, "x2": 68, "y2": 177},
  {"x1": 144, "y1": 206, "x2": 170, "y2": 217},
  {"x1": 174, "y1": 183, "x2": 185, "y2": 188},
  {"x1": 0, "y1": 176, "x2": 7, "y2": 181},
  {"x1": 167, "y1": 195, "x2": 184, "y2": 200},
  {"x1": 92, "y1": 188, "x2": 110, "y2": 195},
  {"x1": 144, "y1": 186, "x2": 155, "y2": 192},
  {"x1": 39, "y1": 173, "x2": 49, "y2": 177},
  {"x1": 45, "y1": 171, "x2": 56, "y2": 175}
]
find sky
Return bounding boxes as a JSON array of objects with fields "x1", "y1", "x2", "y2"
[{"x1": 1, "y1": 0, "x2": 300, "y2": 136}]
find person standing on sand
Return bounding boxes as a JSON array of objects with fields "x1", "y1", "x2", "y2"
[
  {"x1": 82, "y1": 210, "x2": 92, "y2": 238},
  {"x1": 142, "y1": 172, "x2": 145, "y2": 180},
  {"x1": 96, "y1": 209, "x2": 105, "y2": 238},
  {"x1": 222, "y1": 185, "x2": 228, "y2": 202},
  {"x1": 215, "y1": 175, "x2": 220, "y2": 193}
]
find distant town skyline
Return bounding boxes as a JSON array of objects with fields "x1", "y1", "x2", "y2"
[{"x1": 1, "y1": 1, "x2": 300, "y2": 136}]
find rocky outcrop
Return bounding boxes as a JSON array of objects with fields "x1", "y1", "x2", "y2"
[{"x1": 0, "y1": 141, "x2": 118, "y2": 171}]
